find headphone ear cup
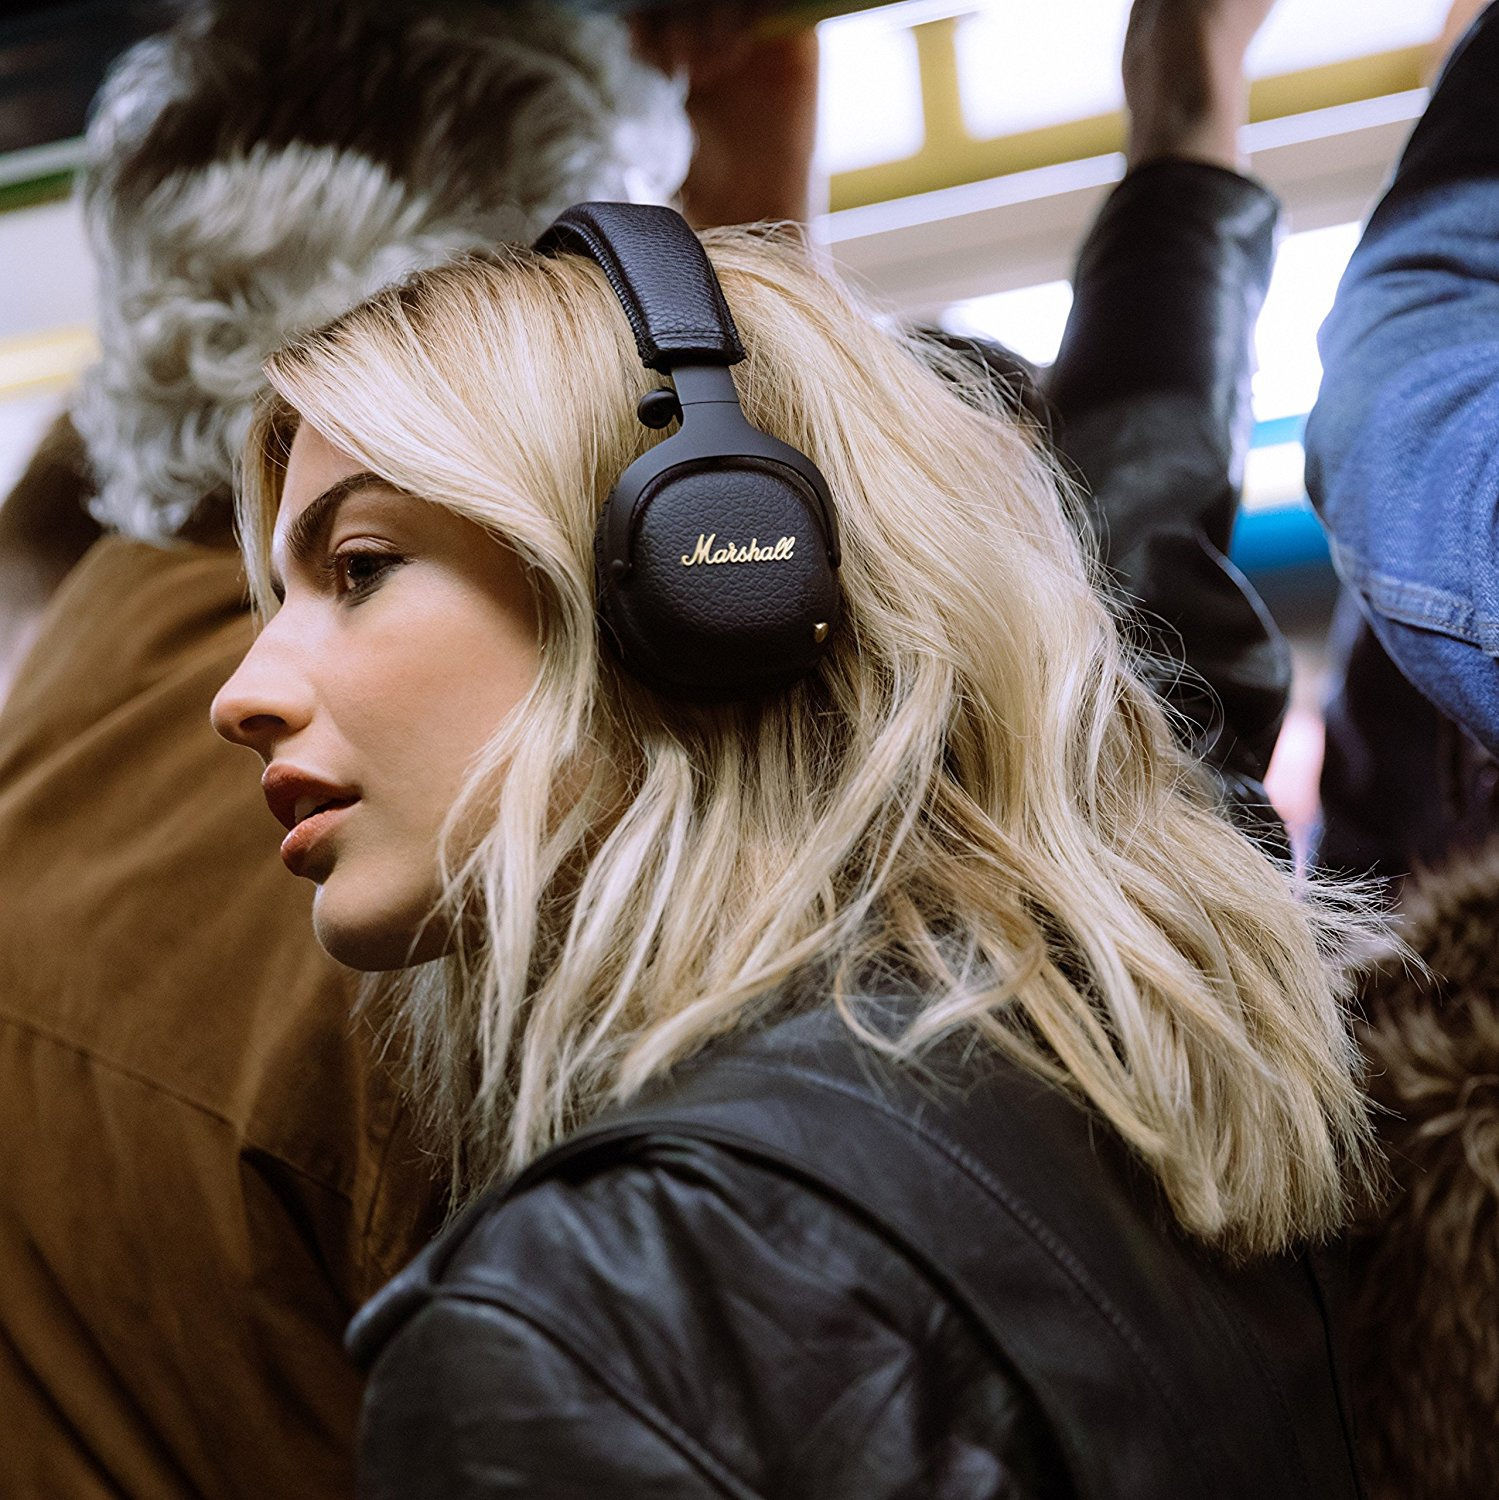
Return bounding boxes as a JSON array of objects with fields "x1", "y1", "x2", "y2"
[{"x1": 596, "y1": 459, "x2": 839, "y2": 699}]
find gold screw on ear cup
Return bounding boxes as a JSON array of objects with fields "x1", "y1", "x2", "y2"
[{"x1": 813, "y1": 622, "x2": 830, "y2": 644}]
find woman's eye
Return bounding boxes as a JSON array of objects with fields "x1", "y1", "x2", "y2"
[{"x1": 331, "y1": 549, "x2": 401, "y2": 599}]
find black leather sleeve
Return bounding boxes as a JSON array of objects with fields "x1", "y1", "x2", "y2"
[
  {"x1": 1045, "y1": 160, "x2": 1290, "y2": 803},
  {"x1": 356, "y1": 1144, "x2": 1069, "y2": 1499}
]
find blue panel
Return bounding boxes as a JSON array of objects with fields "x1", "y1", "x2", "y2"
[
  {"x1": 1229, "y1": 499, "x2": 1332, "y2": 573},
  {"x1": 1231, "y1": 414, "x2": 1332, "y2": 574},
  {"x1": 1250, "y1": 414, "x2": 1308, "y2": 449}
]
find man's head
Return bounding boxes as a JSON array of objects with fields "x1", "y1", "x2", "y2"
[{"x1": 73, "y1": 0, "x2": 689, "y2": 542}]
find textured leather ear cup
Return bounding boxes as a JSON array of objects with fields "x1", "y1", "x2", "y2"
[{"x1": 597, "y1": 460, "x2": 840, "y2": 698}]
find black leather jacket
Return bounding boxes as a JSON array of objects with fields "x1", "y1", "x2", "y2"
[{"x1": 350, "y1": 1004, "x2": 1362, "y2": 1498}]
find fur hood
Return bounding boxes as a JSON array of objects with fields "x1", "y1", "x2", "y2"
[
  {"x1": 71, "y1": 0, "x2": 690, "y2": 543},
  {"x1": 1350, "y1": 837, "x2": 1499, "y2": 1500}
]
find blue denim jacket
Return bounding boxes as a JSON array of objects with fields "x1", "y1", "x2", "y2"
[{"x1": 1305, "y1": 2, "x2": 1499, "y2": 754}]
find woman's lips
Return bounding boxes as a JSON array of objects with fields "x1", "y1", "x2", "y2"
[{"x1": 280, "y1": 798, "x2": 357, "y2": 877}]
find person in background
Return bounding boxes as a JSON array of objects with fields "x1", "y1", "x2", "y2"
[
  {"x1": 0, "y1": 3, "x2": 689, "y2": 1495},
  {"x1": 1304, "y1": 4, "x2": 1499, "y2": 1493},
  {"x1": 928, "y1": 0, "x2": 1288, "y2": 844},
  {"x1": 1305, "y1": 1, "x2": 1499, "y2": 771},
  {"x1": 1347, "y1": 842, "x2": 1499, "y2": 1500},
  {"x1": 1049, "y1": 0, "x2": 1290, "y2": 840},
  {"x1": 1313, "y1": 0, "x2": 1499, "y2": 885}
]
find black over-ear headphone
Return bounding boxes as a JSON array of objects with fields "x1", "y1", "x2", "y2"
[{"x1": 533, "y1": 202, "x2": 840, "y2": 701}]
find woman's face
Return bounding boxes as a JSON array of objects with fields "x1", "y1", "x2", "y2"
[{"x1": 211, "y1": 421, "x2": 540, "y2": 970}]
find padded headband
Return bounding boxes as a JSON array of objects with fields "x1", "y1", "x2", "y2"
[{"x1": 534, "y1": 201, "x2": 746, "y2": 371}]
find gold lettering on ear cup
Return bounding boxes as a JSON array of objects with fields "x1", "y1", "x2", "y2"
[{"x1": 680, "y1": 533, "x2": 796, "y2": 566}]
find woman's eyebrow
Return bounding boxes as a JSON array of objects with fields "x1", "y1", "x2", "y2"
[{"x1": 269, "y1": 471, "x2": 393, "y2": 595}]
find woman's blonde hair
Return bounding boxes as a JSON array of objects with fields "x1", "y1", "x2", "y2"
[{"x1": 241, "y1": 227, "x2": 1375, "y2": 1257}]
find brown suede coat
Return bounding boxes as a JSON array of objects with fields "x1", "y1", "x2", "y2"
[{"x1": 0, "y1": 534, "x2": 444, "y2": 1498}]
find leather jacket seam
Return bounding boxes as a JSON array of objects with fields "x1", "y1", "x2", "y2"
[
  {"x1": 697, "y1": 1053, "x2": 1216, "y2": 1481},
  {"x1": 425, "y1": 1280, "x2": 767, "y2": 1500}
]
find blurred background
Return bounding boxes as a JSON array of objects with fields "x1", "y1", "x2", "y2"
[{"x1": 0, "y1": 0, "x2": 1471, "y2": 847}]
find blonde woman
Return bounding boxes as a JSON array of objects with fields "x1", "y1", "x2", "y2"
[{"x1": 212, "y1": 208, "x2": 1373, "y2": 1499}]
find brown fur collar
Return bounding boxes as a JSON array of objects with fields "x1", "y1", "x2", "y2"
[{"x1": 1350, "y1": 837, "x2": 1499, "y2": 1499}]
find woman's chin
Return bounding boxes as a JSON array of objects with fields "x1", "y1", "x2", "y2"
[{"x1": 311, "y1": 885, "x2": 453, "y2": 971}]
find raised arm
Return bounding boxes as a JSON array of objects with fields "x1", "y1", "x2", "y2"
[
  {"x1": 630, "y1": 3, "x2": 821, "y2": 228},
  {"x1": 1304, "y1": 2, "x2": 1499, "y2": 753},
  {"x1": 1046, "y1": 0, "x2": 1287, "y2": 809}
]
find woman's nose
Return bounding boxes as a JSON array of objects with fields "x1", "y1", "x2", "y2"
[{"x1": 210, "y1": 635, "x2": 314, "y2": 756}]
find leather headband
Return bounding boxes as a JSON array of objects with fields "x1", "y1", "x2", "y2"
[{"x1": 535, "y1": 201, "x2": 746, "y2": 372}]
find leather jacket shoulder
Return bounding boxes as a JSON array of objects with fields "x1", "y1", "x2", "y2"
[
  {"x1": 355, "y1": 1137, "x2": 1066, "y2": 1499},
  {"x1": 350, "y1": 1004, "x2": 1361, "y2": 1499}
]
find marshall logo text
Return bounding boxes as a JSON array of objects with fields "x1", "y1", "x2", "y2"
[{"x1": 680, "y1": 533, "x2": 796, "y2": 567}]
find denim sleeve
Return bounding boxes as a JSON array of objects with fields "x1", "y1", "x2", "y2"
[{"x1": 1305, "y1": 1, "x2": 1499, "y2": 754}]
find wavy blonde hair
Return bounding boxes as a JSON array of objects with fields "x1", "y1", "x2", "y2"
[{"x1": 240, "y1": 228, "x2": 1375, "y2": 1257}]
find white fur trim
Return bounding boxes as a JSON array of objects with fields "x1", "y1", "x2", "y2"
[{"x1": 73, "y1": 7, "x2": 690, "y2": 542}]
